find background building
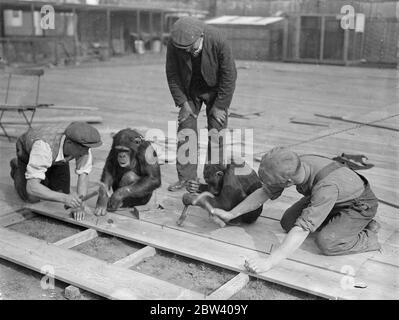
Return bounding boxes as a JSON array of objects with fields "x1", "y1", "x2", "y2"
[{"x1": 0, "y1": 0, "x2": 397, "y2": 67}]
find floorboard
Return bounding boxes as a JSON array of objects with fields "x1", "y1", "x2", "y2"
[{"x1": 0, "y1": 227, "x2": 203, "y2": 300}]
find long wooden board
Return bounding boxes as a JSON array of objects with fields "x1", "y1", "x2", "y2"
[
  {"x1": 27, "y1": 201, "x2": 398, "y2": 299},
  {"x1": 0, "y1": 227, "x2": 203, "y2": 300}
]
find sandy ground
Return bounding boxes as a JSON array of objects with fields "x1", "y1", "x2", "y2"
[{"x1": 1, "y1": 214, "x2": 318, "y2": 300}]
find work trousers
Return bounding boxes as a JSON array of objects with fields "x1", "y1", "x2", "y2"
[{"x1": 176, "y1": 89, "x2": 228, "y2": 181}]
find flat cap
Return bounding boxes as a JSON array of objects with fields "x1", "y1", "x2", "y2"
[
  {"x1": 171, "y1": 17, "x2": 205, "y2": 49},
  {"x1": 65, "y1": 122, "x2": 102, "y2": 148},
  {"x1": 258, "y1": 147, "x2": 301, "y2": 183}
]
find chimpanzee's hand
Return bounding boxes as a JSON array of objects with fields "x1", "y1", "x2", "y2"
[
  {"x1": 186, "y1": 180, "x2": 200, "y2": 193},
  {"x1": 94, "y1": 205, "x2": 107, "y2": 216},
  {"x1": 108, "y1": 191, "x2": 124, "y2": 211}
]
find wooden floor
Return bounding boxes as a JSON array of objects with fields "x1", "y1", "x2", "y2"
[{"x1": 0, "y1": 56, "x2": 398, "y2": 299}]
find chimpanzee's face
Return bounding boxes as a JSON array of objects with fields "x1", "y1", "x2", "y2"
[
  {"x1": 117, "y1": 149, "x2": 131, "y2": 168},
  {"x1": 112, "y1": 129, "x2": 144, "y2": 168},
  {"x1": 204, "y1": 164, "x2": 225, "y2": 196},
  {"x1": 112, "y1": 129, "x2": 143, "y2": 154}
]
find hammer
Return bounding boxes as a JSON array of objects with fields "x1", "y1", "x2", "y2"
[
  {"x1": 193, "y1": 192, "x2": 226, "y2": 228},
  {"x1": 64, "y1": 190, "x2": 99, "y2": 210},
  {"x1": 176, "y1": 193, "x2": 196, "y2": 226},
  {"x1": 177, "y1": 192, "x2": 226, "y2": 228}
]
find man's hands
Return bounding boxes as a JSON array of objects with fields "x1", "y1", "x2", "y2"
[
  {"x1": 72, "y1": 203, "x2": 91, "y2": 221},
  {"x1": 210, "y1": 108, "x2": 227, "y2": 126},
  {"x1": 64, "y1": 192, "x2": 83, "y2": 209},
  {"x1": 186, "y1": 180, "x2": 200, "y2": 193},
  {"x1": 245, "y1": 257, "x2": 274, "y2": 274},
  {"x1": 178, "y1": 101, "x2": 197, "y2": 124},
  {"x1": 212, "y1": 208, "x2": 234, "y2": 222}
]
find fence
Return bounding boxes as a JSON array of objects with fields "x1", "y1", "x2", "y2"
[
  {"x1": 363, "y1": 18, "x2": 398, "y2": 65},
  {"x1": 0, "y1": 36, "x2": 76, "y2": 65}
]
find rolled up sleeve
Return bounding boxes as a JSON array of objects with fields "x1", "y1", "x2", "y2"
[
  {"x1": 75, "y1": 149, "x2": 93, "y2": 175},
  {"x1": 25, "y1": 140, "x2": 53, "y2": 180},
  {"x1": 295, "y1": 184, "x2": 339, "y2": 233}
]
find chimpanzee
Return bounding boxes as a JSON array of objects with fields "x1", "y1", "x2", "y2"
[
  {"x1": 185, "y1": 162, "x2": 263, "y2": 224},
  {"x1": 94, "y1": 128, "x2": 161, "y2": 216}
]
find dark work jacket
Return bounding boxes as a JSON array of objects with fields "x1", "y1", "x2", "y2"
[{"x1": 165, "y1": 24, "x2": 237, "y2": 110}]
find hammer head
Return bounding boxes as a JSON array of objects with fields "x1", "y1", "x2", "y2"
[
  {"x1": 182, "y1": 193, "x2": 197, "y2": 206},
  {"x1": 192, "y1": 191, "x2": 215, "y2": 207}
]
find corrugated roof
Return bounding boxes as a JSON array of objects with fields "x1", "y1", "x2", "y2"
[{"x1": 206, "y1": 15, "x2": 284, "y2": 26}]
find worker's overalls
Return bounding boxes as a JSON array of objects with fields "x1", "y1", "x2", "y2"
[{"x1": 280, "y1": 162, "x2": 381, "y2": 256}]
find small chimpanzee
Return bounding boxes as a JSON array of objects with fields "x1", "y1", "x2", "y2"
[
  {"x1": 185, "y1": 162, "x2": 263, "y2": 224},
  {"x1": 94, "y1": 128, "x2": 161, "y2": 216}
]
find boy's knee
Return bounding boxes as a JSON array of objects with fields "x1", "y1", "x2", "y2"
[{"x1": 316, "y1": 231, "x2": 340, "y2": 256}]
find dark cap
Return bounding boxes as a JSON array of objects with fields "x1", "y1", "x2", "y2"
[
  {"x1": 65, "y1": 122, "x2": 102, "y2": 148},
  {"x1": 171, "y1": 17, "x2": 205, "y2": 49}
]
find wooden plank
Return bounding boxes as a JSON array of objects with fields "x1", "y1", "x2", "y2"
[
  {"x1": 207, "y1": 273, "x2": 249, "y2": 300},
  {"x1": 353, "y1": 260, "x2": 399, "y2": 299},
  {"x1": 290, "y1": 117, "x2": 329, "y2": 127},
  {"x1": 65, "y1": 245, "x2": 156, "y2": 298},
  {"x1": 369, "y1": 243, "x2": 399, "y2": 268},
  {"x1": 68, "y1": 177, "x2": 398, "y2": 279},
  {"x1": 385, "y1": 232, "x2": 399, "y2": 248},
  {"x1": 27, "y1": 201, "x2": 397, "y2": 299},
  {"x1": 114, "y1": 246, "x2": 156, "y2": 268},
  {"x1": 1, "y1": 116, "x2": 103, "y2": 124},
  {"x1": 0, "y1": 202, "x2": 24, "y2": 217},
  {"x1": 0, "y1": 227, "x2": 203, "y2": 300},
  {"x1": 53, "y1": 229, "x2": 99, "y2": 249},
  {"x1": 48, "y1": 105, "x2": 98, "y2": 111},
  {"x1": 314, "y1": 113, "x2": 399, "y2": 132},
  {"x1": 0, "y1": 210, "x2": 35, "y2": 227}
]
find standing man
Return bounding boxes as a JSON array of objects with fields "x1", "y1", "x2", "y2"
[
  {"x1": 166, "y1": 16, "x2": 237, "y2": 191},
  {"x1": 212, "y1": 147, "x2": 381, "y2": 273},
  {"x1": 9, "y1": 122, "x2": 102, "y2": 221}
]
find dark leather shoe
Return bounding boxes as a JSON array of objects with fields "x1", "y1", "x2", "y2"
[
  {"x1": 366, "y1": 220, "x2": 381, "y2": 233},
  {"x1": 168, "y1": 180, "x2": 188, "y2": 192}
]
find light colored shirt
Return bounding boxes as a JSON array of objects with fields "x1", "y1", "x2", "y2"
[{"x1": 25, "y1": 135, "x2": 93, "y2": 180}]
